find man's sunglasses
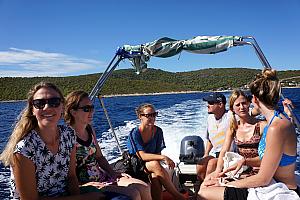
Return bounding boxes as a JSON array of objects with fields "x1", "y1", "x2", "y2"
[
  {"x1": 77, "y1": 105, "x2": 95, "y2": 112},
  {"x1": 140, "y1": 112, "x2": 158, "y2": 118},
  {"x1": 208, "y1": 101, "x2": 221, "y2": 105},
  {"x1": 32, "y1": 97, "x2": 62, "y2": 109}
]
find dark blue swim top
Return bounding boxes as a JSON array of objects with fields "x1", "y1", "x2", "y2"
[{"x1": 258, "y1": 110, "x2": 297, "y2": 167}]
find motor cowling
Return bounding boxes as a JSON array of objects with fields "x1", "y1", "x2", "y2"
[{"x1": 179, "y1": 136, "x2": 204, "y2": 164}]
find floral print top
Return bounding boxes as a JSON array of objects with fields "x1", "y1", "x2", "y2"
[
  {"x1": 10, "y1": 125, "x2": 76, "y2": 199},
  {"x1": 75, "y1": 125, "x2": 115, "y2": 184}
]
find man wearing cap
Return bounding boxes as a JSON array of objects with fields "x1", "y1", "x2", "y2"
[{"x1": 196, "y1": 92, "x2": 232, "y2": 182}]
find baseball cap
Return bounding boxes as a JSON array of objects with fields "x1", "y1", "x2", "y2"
[{"x1": 203, "y1": 92, "x2": 226, "y2": 104}]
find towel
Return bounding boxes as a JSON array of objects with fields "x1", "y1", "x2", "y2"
[
  {"x1": 247, "y1": 181, "x2": 299, "y2": 200},
  {"x1": 223, "y1": 152, "x2": 248, "y2": 179}
]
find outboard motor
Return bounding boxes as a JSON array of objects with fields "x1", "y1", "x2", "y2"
[{"x1": 179, "y1": 135, "x2": 204, "y2": 164}]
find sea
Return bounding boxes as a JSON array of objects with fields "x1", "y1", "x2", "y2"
[{"x1": 0, "y1": 89, "x2": 300, "y2": 199}]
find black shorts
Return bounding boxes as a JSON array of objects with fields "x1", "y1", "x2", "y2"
[
  {"x1": 224, "y1": 187, "x2": 248, "y2": 200},
  {"x1": 224, "y1": 186, "x2": 300, "y2": 199}
]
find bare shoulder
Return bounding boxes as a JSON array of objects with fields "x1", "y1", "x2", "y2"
[{"x1": 268, "y1": 118, "x2": 293, "y2": 137}]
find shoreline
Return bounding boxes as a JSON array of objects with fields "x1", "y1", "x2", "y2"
[{"x1": 1, "y1": 87, "x2": 299, "y2": 102}]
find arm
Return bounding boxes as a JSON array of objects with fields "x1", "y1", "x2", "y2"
[
  {"x1": 12, "y1": 151, "x2": 104, "y2": 200},
  {"x1": 92, "y1": 131, "x2": 115, "y2": 176},
  {"x1": 67, "y1": 146, "x2": 80, "y2": 195},
  {"x1": 138, "y1": 151, "x2": 175, "y2": 169},
  {"x1": 215, "y1": 128, "x2": 234, "y2": 174},
  {"x1": 204, "y1": 140, "x2": 213, "y2": 157},
  {"x1": 12, "y1": 153, "x2": 39, "y2": 200},
  {"x1": 282, "y1": 98, "x2": 300, "y2": 128},
  {"x1": 224, "y1": 124, "x2": 285, "y2": 188}
]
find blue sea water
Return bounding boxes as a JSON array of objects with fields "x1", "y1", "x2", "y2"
[{"x1": 0, "y1": 89, "x2": 299, "y2": 199}]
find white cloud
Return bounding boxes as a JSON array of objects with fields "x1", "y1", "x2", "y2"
[{"x1": 0, "y1": 48, "x2": 107, "y2": 77}]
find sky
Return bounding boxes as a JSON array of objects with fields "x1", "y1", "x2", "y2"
[{"x1": 0, "y1": 0, "x2": 299, "y2": 77}]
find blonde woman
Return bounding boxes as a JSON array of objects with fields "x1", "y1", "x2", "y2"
[
  {"x1": 198, "y1": 69, "x2": 299, "y2": 199},
  {"x1": 127, "y1": 103, "x2": 187, "y2": 200},
  {"x1": 0, "y1": 82, "x2": 103, "y2": 200},
  {"x1": 208, "y1": 90, "x2": 266, "y2": 181},
  {"x1": 64, "y1": 91, "x2": 151, "y2": 200}
]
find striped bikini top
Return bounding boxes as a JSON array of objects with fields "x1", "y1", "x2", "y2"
[{"x1": 258, "y1": 110, "x2": 297, "y2": 167}]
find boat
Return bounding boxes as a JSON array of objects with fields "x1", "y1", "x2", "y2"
[{"x1": 87, "y1": 35, "x2": 300, "y2": 199}]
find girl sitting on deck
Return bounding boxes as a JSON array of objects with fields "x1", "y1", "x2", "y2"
[
  {"x1": 198, "y1": 69, "x2": 299, "y2": 199},
  {"x1": 127, "y1": 103, "x2": 188, "y2": 200}
]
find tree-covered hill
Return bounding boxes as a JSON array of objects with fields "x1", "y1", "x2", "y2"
[{"x1": 1, "y1": 68, "x2": 300, "y2": 101}]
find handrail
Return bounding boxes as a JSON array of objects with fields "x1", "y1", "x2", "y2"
[
  {"x1": 98, "y1": 96, "x2": 123, "y2": 154},
  {"x1": 89, "y1": 54, "x2": 124, "y2": 101}
]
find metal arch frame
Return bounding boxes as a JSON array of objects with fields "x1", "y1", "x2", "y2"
[{"x1": 89, "y1": 35, "x2": 274, "y2": 101}]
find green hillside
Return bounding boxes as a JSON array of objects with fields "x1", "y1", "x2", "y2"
[{"x1": 1, "y1": 68, "x2": 300, "y2": 101}]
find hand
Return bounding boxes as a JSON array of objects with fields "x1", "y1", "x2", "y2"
[
  {"x1": 163, "y1": 156, "x2": 175, "y2": 169},
  {"x1": 204, "y1": 171, "x2": 222, "y2": 181},
  {"x1": 120, "y1": 173, "x2": 132, "y2": 179},
  {"x1": 219, "y1": 158, "x2": 245, "y2": 178},
  {"x1": 282, "y1": 98, "x2": 294, "y2": 118},
  {"x1": 82, "y1": 181, "x2": 106, "y2": 189},
  {"x1": 202, "y1": 177, "x2": 222, "y2": 187}
]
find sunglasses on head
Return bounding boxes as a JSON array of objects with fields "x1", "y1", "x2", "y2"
[
  {"x1": 77, "y1": 105, "x2": 94, "y2": 112},
  {"x1": 32, "y1": 97, "x2": 62, "y2": 109},
  {"x1": 140, "y1": 112, "x2": 158, "y2": 118}
]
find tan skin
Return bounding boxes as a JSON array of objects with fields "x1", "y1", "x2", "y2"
[
  {"x1": 211, "y1": 95, "x2": 266, "y2": 178},
  {"x1": 70, "y1": 97, "x2": 151, "y2": 200},
  {"x1": 198, "y1": 95, "x2": 297, "y2": 200},
  {"x1": 12, "y1": 87, "x2": 103, "y2": 200},
  {"x1": 136, "y1": 106, "x2": 186, "y2": 200}
]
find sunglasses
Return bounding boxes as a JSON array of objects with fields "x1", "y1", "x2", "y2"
[
  {"x1": 77, "y1": 105, "x2": 95, "y2": 112},
  {"x1": 140, "y1": 112, "x2": 158, "y2": 118},
  {"x1": 32, "y1": 97, "x2": 62, "y2": 109},
  {"x1": 208, "y1": 101, "x2": 216, "y2": 105}
]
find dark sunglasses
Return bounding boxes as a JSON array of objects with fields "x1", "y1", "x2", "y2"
[
  {"x1": 140, "y1": 112, "x2": 158, "y2": 118},
  {"x1": 32, "y1": 97, "x2": 62, "y2": 109},
  {"x1": 208, "y1": 101, "x2": 221, "y2": 105},
  {"x1": 77, "y1": 105, "x2": 94, "y2": 112}
]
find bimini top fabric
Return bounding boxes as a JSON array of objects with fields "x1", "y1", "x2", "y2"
[{"x1": 119, "y1": 36, "x2": 242, "y2": 73}]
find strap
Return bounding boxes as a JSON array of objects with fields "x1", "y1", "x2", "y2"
[
  {"x1": 254, "y1": 122, "x2": 261, "y2": 136},
  {"x1": 87, "y1": 124, "x2": 98, "y2": 145}
]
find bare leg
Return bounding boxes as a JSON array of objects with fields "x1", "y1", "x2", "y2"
[
  {"x1": 104, "y1": 184, "x2": 140, "y2": 200},
  {"x1": 197, "y1": 184, "x2": 225, "y2": 200},
  {"x1": 196, "y1": 156, "x2": 215, "y2": 182},
  {"x1": 205, "y1": 158, "x2": 218, "y2": 176},
  {"x1": 150, "y1": 175, "x2": 162, "y2": 200},
  {"x1": 146, "y1": 161, "x2": 186, "y2": 200},
  {"x1": 117, "y1": 176, "x2": 152, "y2": 200}
]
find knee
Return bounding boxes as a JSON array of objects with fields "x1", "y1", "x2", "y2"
[
  {"x1": 147, "y1": 161, "x2": 164, "y2": 176},
  {"x1": 198, "y1": 186, "x2": 209, "y2": 200},
  {"x1": 207, "y1": 158, "x2": 217, "y2": 167}
]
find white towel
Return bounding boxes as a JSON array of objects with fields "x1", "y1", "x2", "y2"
[
  {"x1": 247, "y1": 182, "x2": 299, "y2": 200},
  {"x1": 223, "y1": 152, "x2": 248, "y2": 179}
]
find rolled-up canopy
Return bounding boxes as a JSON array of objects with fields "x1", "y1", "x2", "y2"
[{"x1": 118, "y1": 36, "x2": 242, "y2": 73}]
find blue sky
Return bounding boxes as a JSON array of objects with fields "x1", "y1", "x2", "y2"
[{"x1": 0, "y1": 0, "x2": 299, "y2": 77}]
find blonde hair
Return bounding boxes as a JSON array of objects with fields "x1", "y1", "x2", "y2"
[
  {"x1": 249, "y1": 69, "x2": 280, "y2": 109},
  {"x1": 229, "y1": 89, "x2": 250, "y2": 134},
  {"x1": 0, "y1": 82, "x2": 64, "y2": 166},
  {"x1": 64, "y1": 91, "x2": 89, "y2": 125},
  {"x1": 135, "y1": 103, "x2": 155, "y2": 117}
]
